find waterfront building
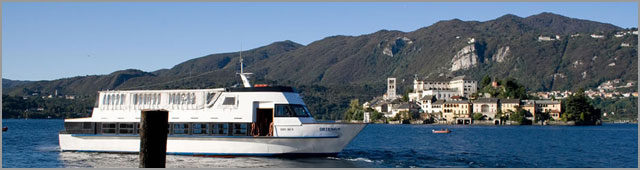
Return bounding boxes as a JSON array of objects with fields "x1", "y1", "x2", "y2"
[
  {"x1": 432, "y1": 100, "x2": 445, "y2": 118},
  {"x1": 521, "y1": 100, "x2": 562, "y2": 121},
  {"x1": 389, "y1": 103, "x2": 411, "y2": 118},
  {"x1": 472, "y1": 98, "x2": 499, "y2": 120},
  {"x1": 442, "y1": 100, "x2": 472, "y2": 123},
  {"x1": 500, "y1": 99, "x2": 521, "y2": 113}
]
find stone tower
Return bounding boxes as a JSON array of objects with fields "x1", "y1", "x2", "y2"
[{"x1": 384, "y1": 78, "x2": 397, "y2": 100}]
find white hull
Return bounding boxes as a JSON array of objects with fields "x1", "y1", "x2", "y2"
[{"x1": 59, "y1": 123, "x2": 366, "y2": 156}]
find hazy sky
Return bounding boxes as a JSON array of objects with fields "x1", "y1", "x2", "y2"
[{"x1": 2, "y1": 2, "x2": 638, "y2": 81}]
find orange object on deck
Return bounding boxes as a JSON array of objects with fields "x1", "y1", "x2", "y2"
[{"x1": 254, "y1": 84, "x2": 269, "y2": 87}]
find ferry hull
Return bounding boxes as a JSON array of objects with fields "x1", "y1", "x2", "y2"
[{"x1": 59, "y1": 123, "x2": 365, "y2": 156}]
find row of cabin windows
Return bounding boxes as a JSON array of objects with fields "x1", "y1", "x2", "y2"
[
  {"x1": 102, "y1": 92, "x2": 204, "y2": 106},
  {"x1": 169, "y1": 93, "x2": 196, "y2": 105},
  {"x1": 132, "y1": 93, "x2": 161, "y2": 105},
  {"x1": 98, "y1": 122, "x2": 248, "y2": 136},
  {"x1": 103, "y1": 94, "x2": 126, "y2": 105}
]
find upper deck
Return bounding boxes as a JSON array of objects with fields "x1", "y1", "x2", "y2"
[{"x1": 78, "y1": 86, "x2": 308, "y2": 123}]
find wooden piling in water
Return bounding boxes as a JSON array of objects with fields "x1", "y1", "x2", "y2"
[{"x1": 139, "y1": 109, "x2": 169, "y2": 168}]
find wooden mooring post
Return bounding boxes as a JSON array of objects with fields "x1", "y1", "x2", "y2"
[{"x1": 139, "y1": 109, "x2": 169, "y2": 168}]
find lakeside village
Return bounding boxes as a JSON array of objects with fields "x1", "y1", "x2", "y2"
[{"x1": 347, "y1": 75, "x2": 627, "y2": 126}]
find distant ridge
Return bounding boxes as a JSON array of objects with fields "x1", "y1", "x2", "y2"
[{"x1": 4, "y1": 12, "x2": 636, "y2": 97}]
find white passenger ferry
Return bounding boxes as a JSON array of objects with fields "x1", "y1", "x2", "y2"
[{"x1": 58, "y1": 60, "x2": 366, "y2": 157}]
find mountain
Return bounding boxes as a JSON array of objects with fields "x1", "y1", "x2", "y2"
[
  {"x1": 3, "y1": 12, "x2": 637, "y2": 120},
  {"x1": 2, "y1": 79, "x2": 33, "y2": 89}
]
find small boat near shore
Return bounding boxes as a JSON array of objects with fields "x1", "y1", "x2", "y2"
[
  {"x1": 432, "y1": 129, "x2": 450, "y2": 134},
  {"x1": 2, "y1": 126, "x2": 8, "y2": 132}
]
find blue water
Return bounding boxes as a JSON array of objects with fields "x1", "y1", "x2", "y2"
[{"x1": 2, "y1": 119, "x2": 638, "y2": 168}]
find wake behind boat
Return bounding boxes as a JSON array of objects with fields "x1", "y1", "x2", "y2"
[{"x1": 58, "y1": 54, "x2": 366, "y2": 157}]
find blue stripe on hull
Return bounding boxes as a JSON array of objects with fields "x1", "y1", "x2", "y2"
[{"x1": 64, "y1": 150, "x2": 338, "y2": 157}]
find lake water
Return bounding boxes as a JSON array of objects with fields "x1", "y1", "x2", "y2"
[{"x1": 2, "y1": 119, "x2": 637, "y2": 168}]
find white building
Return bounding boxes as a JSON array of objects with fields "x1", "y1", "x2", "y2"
[
  {"x1": 410, "y1": 75, "x2": 477, "y2": 101},
  {"x1": 472, "y1": 98, "x2": 499, "y2": 120},
  {"x1": 590, "y1": 34, "x2": 605, "y2": 39},
  {"x1": 418, "y1": 95, "x2": 436, "y2": 113},
  {"x1": 538, "y1": 36, "x2": 556, "y2": 41}
]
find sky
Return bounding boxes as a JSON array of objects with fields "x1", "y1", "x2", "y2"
[{"x1": 2, "y1": 2, "x2": 638, "y2": 81}]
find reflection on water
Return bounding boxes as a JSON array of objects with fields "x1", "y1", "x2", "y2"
[{"x1": 58, "y1": 152, "x2": 363, "y2": 168}]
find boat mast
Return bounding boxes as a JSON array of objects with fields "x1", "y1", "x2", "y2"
[{"x1": 238, "y1": 45, "x2": 253, "y2": 88}]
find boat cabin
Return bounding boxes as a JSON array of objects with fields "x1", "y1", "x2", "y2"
[{"x1": 62, "y1": 86, "x2": 316, "y2": 137}]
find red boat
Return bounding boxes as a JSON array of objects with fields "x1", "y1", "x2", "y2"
[
  {"x1": 2, "y1": 126, "x2": 7, "y2": 132},
  {"x1": 432, "y1": 128, "x2": 450, "y2": 134}
]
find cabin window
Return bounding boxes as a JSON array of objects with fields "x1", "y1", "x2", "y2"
[
  {"x1": 179, "y1": 93, "x2": 185, "y2": 104},
  {"x1": 150, "y1": 94, "x2": 155, "y2": 105},
  {"x1": 102, "y1": 123, "x2": 117, "y2": 134},
  {"x1": 119, "y1": 123, "x2": 135, "y2": 134},
  {"x1": 291, "y1": 105, "x2": 311, "y2": 117},
  {"x1": 157, "y1": 94, "x2": 161, "y2": 105},
  {"x1": 210, "y1": 123, "x2": 228, "y2": 135},
  {"x1": 120, "y1": 94, "x2": 126, "y2": 105},
  {"x1": 191, "y1": 93, "x2": 196, "y2": 104},
  {"x1": 83, "y1": 122, "x2": 93, "y2": 129},
  {"x1": 222, "y1": 97, "x2": 235, "y2": 105},
  {"x1": 275, "y1": 104, "x2": 311, "y2": 117},
  {"x1": 170, "y1": 93, "x2": 176, "y2": 104},
  {"x1": 192, "y1": 123, "x2": 208, "y2": 135},
  {"x1": 172, "y1": 123, "x2": 189, "y2": 134},
  {"x1": 206, "y1": 92, "x2": 216, "y2": 104},
  {"x1": 175, "y1": 93, "x2": 180, "y2": 104},
  {"x1": 133, "y1": 94, "x2": 138, "y2": 105},
  {"x1": 275, "y1": 105, "x2": 293, "y2": 117},
  {"x1": 233, "y1": 123, "x2": 248, "y2": 136}
]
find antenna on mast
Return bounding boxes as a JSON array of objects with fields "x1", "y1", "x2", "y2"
[{"x1": 238, "y1": 44, "x2": 252, "y2": 88}]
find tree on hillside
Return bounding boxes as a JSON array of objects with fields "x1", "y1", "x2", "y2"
[
  {"x1": 500, "y1": 78, "x2": 528, "y2": 99},
  {"x1": 480, "y1": 75, "x2": 492, "y2": 88}
]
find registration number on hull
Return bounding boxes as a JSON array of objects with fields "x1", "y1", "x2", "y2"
[{"x1": 319, "y1": 127, "x2": 340, "y2": 131}]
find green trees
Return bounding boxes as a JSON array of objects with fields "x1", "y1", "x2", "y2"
[
  {"x1": 499, "y1": 78, "x2": 528, "y2": 99},
  {"x1": 477, "y1": 75, "x2": 529, "y2": 99},
  {"x1": 391, "y1": 111, "x2": 411, "y2": 122},
  {"x1": 509, "y1": 108, "x2": 531, "y2": 125},
  {"x1": 343, "y1": 99, "x2": 364, "y2": 121},
  {"x1": 592, "y1": 96, "x2": 637, "y2": 121},
  {"x1": 472, "y1": 113, "x2": 485, "y2": 120},
  {"x1": 480, "y1": 75, "x2": 492, "y2": 88},
  {"x1": 2, "y1": 94, "x2": 94, "y2": 119},
  {"x1": 561, "y1": 89, "x2": 602, "y2": 125},
  {"x1": 535, "y1": 112, "x2": 551, "y2": 123},
  {"x1": 370, "y1": 110, "x2": 384, "y2": 122}
]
